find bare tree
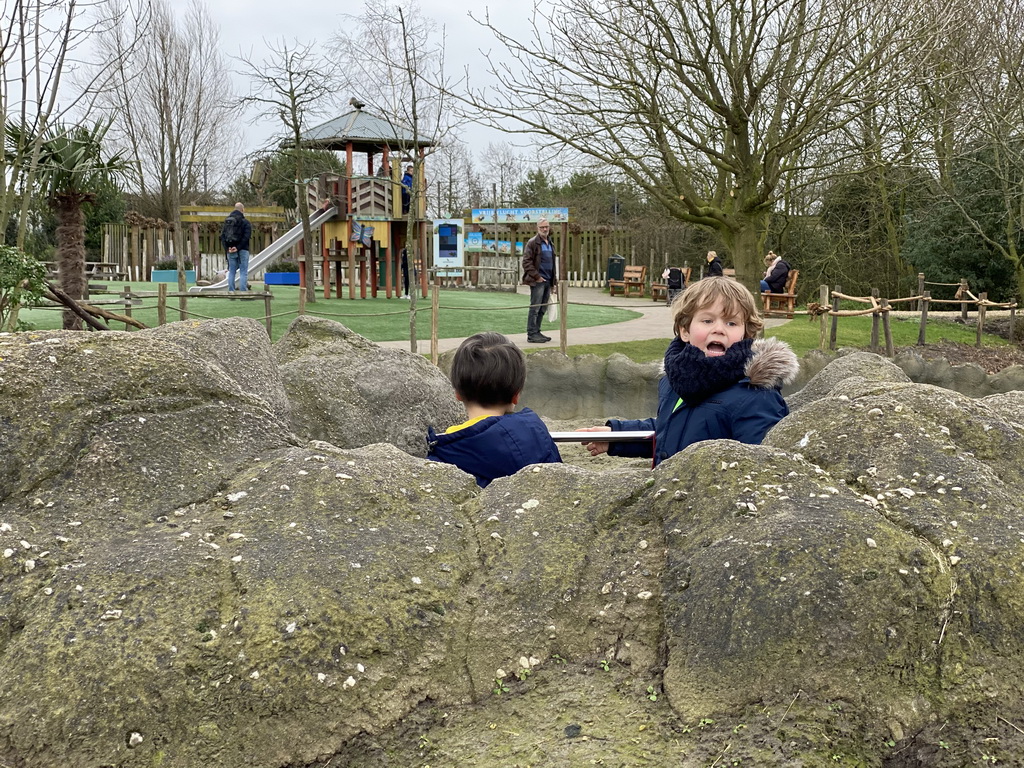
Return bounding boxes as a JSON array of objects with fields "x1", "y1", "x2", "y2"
[
  {"x1": 478, "y1": 141, "x2": 526, "y2": 206},
  {"x1": 94, "y1": 0, "x2": 238, "y2": 221},
  {"x1": 911, "y1": 0, "x2": 1024, "y2": 297},
  {"x1": 429, "y1": 136, "x2": 479, "y2": 217},
  {"x1": 464, "y1": 0, "x2": 939, "y2": 290},
  {"x1": 0, "y1": 0, "x2": 148, "y2": 247},
  {"x1": 239, "y1": 39, "x2": 337, "y2": 303},
  {"x1": 331, "y1": 0, "x2": 454, "y2": 351}
]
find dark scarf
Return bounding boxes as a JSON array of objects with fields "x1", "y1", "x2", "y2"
[{"x1": 664, "y1": 337, "x2": 754, "y2": 403}]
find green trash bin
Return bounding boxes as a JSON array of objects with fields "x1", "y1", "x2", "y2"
[{"x1": 606, "y1": 253, "x2": 625, "y2": 287}]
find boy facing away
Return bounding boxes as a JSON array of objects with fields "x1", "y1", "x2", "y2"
[
  {"x1": 582, "y1": 276, "x2": 798, "y2": 466},
  {"x1": 427, "y1": 332, "x2": 562, "y2": 487}
]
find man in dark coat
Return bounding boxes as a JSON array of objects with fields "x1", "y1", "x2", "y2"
[
  {"x1": 220, "y1": 202, "x2": 252, "y2": 292},
  {"x1": 522, "y1": 219, "x2": 558, "y2": 343}
]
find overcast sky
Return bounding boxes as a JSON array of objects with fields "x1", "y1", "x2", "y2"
[{"x1": 207, "y1": 0, "x2": 538, "y2": 160}]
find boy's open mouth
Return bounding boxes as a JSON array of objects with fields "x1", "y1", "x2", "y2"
[{"x1": 705, "y1": 341, "x2": 727, "y2": 356}]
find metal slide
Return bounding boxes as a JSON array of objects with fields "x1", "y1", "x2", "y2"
[{"x1": 190, "y1": 206, "x2": 339, "y2": 293}]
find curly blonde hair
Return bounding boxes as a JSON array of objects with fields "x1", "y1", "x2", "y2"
[{"x1": 671, "y1": 276, "x2": 764, "y2": 338}]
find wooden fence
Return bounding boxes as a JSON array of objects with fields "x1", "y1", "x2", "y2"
[
  {"x1": 805, "y1": 278, "x2": 1018, "y2": 355},
  {"x1": 103, "y1": 206, "x2": 290, "y2": 283}
]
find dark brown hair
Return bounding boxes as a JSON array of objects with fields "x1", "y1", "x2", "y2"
[{"x1": 450, "y1": 332, "x2": 526, "y2": 407}]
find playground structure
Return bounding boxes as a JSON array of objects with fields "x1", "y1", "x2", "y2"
[{"x1": 291, "y1": 106, "x2": 433, "y2": 299}]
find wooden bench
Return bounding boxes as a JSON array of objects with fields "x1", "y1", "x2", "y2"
[
  {"x1": 609, "y1": 265, "x2": 647, "y2": 298},
  {"x1": 762, "y1": 269, "x2": 800, "y2": 318},
  {"x1": 651, "y1": 267, "x2": 691, "y2": 302}
]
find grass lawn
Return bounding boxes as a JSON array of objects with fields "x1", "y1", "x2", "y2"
[
  {"x1": 18, "y1": 283, "x2": 640, "y2": 343},
  {"x1": 560, "y1": 315, "x2": 1012, "y2": 363}
]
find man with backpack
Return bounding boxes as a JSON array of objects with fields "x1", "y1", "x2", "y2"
[{"x1": 221, "y1": 202, "x2": 252, "y2": 292}]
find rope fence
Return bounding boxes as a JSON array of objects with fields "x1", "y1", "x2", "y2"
[
  {"x1": 36, "y1": 269, "x2": 1019, "y2": 362},
  {"x1": 806, "y1": 278, "x2": 1018, "y2": 357}
]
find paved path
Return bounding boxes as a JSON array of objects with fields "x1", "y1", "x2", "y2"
[{"x1": 376, "y1": 285, "x2": 790, "y2": 354}]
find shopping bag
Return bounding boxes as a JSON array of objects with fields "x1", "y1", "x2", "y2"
[{"x1": 546, "y1": 297, "x2": 559, "y2": 323}]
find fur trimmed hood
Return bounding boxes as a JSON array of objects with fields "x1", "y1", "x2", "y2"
[
  {"x1": 658, "y1": 336, "x2": 799, "y2": 393},
  {"x1": 744, "y1": 337, "x2": 799, "y2": 390}
]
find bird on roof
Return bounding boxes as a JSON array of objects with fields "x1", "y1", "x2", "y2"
[{"x1": 349, "y1": 97, "x2": 365, "y2": 110}]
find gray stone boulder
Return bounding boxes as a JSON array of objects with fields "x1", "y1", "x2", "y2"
[
  {"x1": 786, "y1": 350, "x2": 911, "y2": 411},
  {"x1": 144, "y1": 316, "x2": 290, "y2": 413},
  {"x1": 0, "y1": 327, "x2": 295, "y2": 522},
  {"x1": 4, "y1": 327, "x2": 1024, "y2": 766},
  {"x1": 273, "y1": 316, "x2": 464, "y2": 457}
]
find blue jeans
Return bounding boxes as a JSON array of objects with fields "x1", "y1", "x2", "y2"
[
  {"x1": 227, "y1": 250, "x2": 250, "y2": 291},
  {"x1": 760, "y1": 279, "x2": 770, "y2": 293},
  {"x1": 527, "y1": 281, "x2": 551, "y2": 336}
]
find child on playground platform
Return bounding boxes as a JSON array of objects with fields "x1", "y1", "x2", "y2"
[
  {"x1": 427, "y1": 332, "x2": 561, "y2": 487},
  {"x1": 582, "y1": 276, "x2": 798, "y2": 466}
]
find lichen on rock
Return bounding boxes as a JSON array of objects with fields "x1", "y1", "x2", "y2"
[{"x1": 3, "y1": 321, "x2": 1024, "y2": 766}]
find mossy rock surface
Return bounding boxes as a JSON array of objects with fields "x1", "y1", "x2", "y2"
[{"x1": 3, "y1": 322, "x2": 1024, "y2": 766}]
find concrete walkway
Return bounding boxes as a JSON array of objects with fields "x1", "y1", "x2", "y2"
[{"x1": 376, "y1": 285, "x2": 790, "y2": 354}]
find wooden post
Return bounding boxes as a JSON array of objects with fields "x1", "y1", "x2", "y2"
[
  {"x1": 157, "y1": 283, "x2": 167, "y2": 326},
  {"x1": 829, "y1": 285, "x2": 840, "y2": 351},
  {"x1": 420, "y1": 221, "x2": 429, "y2": 298},
  {"x1": 960, "y1": 278, "x2": 969, "y2": 322},
  {"x1": 870, "y1": 288, "x2": 880, "y2": 353},
  {"x1": 122, "y1": 285, "x2": 133, "y2": 331},
  {"x1": 264, "y1": 289, "x2": 273, "y2": 337},
  {"x1": 881, "y1": 298, "x2": 894, "y2": 357},
  {"x1": 298, "y1": 287, "x2": 307, "y2": 315},
  {"x1": 369, "y1": 245, "x2": 378, "y2": 298},
  {"x1": 358, "y1": 250, "x2": 367, "y2": 299},
  {"x1": 917, "y1": 273, "x2": 925, "y2": 312},
  {"x1": 818, "y1": 284, "x2": 828, "y2": 351},
  {"x1": 977, "y1": 291, "x2": 987, "y2": 348},
  {"x1": 560, "y1": 222, "x2": 569, "y2": 354},
  {"x1": 918, "y1": 291, "x2": 930, "y2": 345},
  {"x1": 385, "y1": 245, "x2": 393, "y2": 299},
  {"x1": 1010, "y1": 303, "x2": 1017, "y2": 344},
  {"x1": 191, "y1": 222, "x2": 202, "y2": 280},
  {"x1": 430, "y1": 273, "x2": 440, "y2": 367},
  {"x1": 348, "y1": 239, "x2": 357, "y2": 300}
]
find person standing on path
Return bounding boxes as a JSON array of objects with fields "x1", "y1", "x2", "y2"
[
  {"x1": 522, "y1": 218, "x2": 558, "y2": 343},
  {"x1": 220, "y1": 202, "x2": 252, "y2": 292}
]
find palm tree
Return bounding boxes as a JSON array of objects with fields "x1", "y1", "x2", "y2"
[{"x1": 32, "y1": 122, "x2": 128, "y2": 329}]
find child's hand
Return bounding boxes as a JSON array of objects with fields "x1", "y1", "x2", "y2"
[{"x1": 578, "y1": 426, "x2": 611, "y2": 456}]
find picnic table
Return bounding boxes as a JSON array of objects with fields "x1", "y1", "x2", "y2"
[{"x1": 44, "y1": 261, "x2": 128, "y2": 280}]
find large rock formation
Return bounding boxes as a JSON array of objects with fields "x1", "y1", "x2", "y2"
[
  {"x1": 2, "y1": 321, "x2": 1024, "y2": 767},
  {"x1": 273, "y1": 316, "x2": 464, "y2": 457}
]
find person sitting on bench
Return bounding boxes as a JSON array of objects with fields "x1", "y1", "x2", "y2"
[{"x1": 760, "y1": 251, "x2": 790, "y2": 293}]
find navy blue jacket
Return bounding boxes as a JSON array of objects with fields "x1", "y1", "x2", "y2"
[
  {"x1": 706, "y1": 255, "x2": 724, "y2": 277},
  {"x1": 427, "y1": 408, "x2": 562, "y2": 487},
  {"x1": 608, "y1": 338, "x2": 797, "y2": 466}
]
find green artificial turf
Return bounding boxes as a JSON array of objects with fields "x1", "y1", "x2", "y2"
[{"x1": 17, "y1": 283, "x2": 640, "y2": 343}]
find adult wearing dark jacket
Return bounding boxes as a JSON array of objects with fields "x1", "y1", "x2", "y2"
[
  {"x1": 220, "y1": 202, "x2": 252, "y2": 292},
  {"x1": 705, "y1": 250, "x2": 724, "y2": 277},
  {"x1": 761, "y1": 251, "x2": 790, "y2": 293},
  {"x1": 522, "y1": 218, "x2": 558, "y2": 343}
]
